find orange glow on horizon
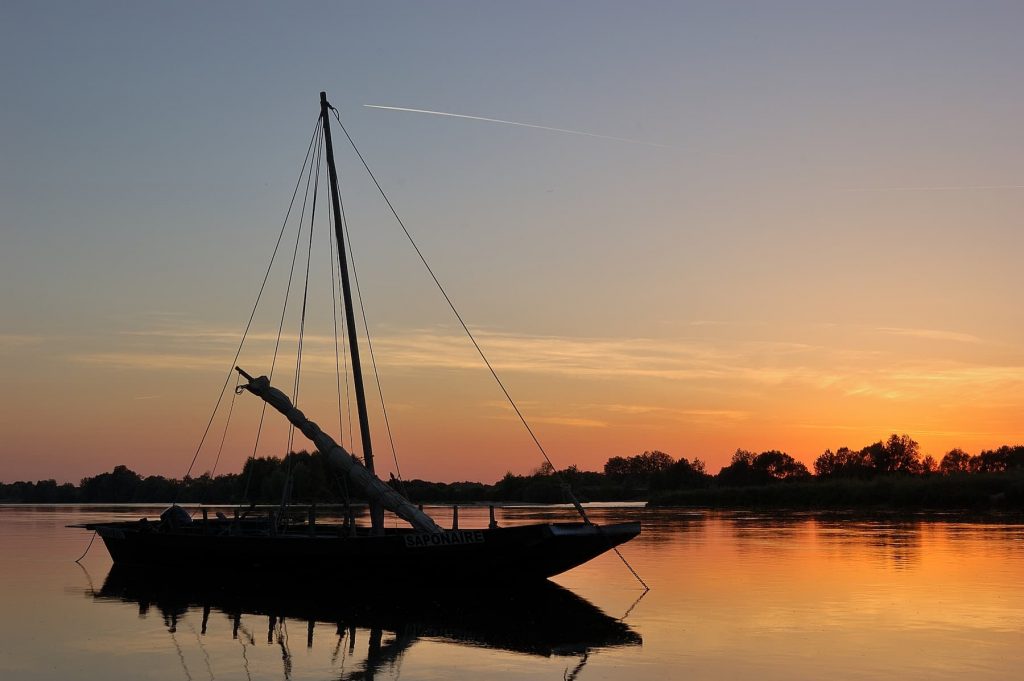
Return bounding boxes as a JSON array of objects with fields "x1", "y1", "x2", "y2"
[{"x1": 2, "y1": 321, "x2": 1021, "y2": 483}]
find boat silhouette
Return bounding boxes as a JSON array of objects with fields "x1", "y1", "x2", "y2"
[{"x1": 77, "y1": 91, "x2": 641, "y2": 585}]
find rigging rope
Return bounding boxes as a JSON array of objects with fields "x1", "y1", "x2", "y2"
[
  {"x1": 210, "y1": 372, "x2": 242, "y2": 479},
  {"x1": 327, "y1": 195, "x2": 353, "y2": 508},
  {"x1": 180, "y1": 116, "x2": 321, "y2": 492},
  {"x1": 241, "y1": 118, "x2": 324, "y2": 504},
  {"x1": 327, "y1": 195, "x2": 351, "y2": 450},
  {"x1": 279, "y1": 127, "x2": 322, "y2": 515},
  {"x1": 329, "y1": 109, "x2": 567, "y2": 493},
  {"x1": 331, "y1": 107, "x2": 649, "y2": 589},
  {"x1": 335, "y1": 168, "x2": 408, "y2": 493}
]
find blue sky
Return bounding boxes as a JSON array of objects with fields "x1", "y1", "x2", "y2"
[{"x1": 2, "y1": 2, "x2": 1023, "y2": 482}]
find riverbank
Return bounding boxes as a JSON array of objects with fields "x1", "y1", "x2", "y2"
[{"x1": 647, "y1": 471, "x2": 1024, "y2": 510}]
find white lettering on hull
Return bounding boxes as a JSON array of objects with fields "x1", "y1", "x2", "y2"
[{"x1": 403, "y1": 530, "x2": 486, "y2": 548}]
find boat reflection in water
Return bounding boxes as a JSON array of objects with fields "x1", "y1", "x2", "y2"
[{"x1": 89, "y1": 565, "x2": 641, "y2": 679}]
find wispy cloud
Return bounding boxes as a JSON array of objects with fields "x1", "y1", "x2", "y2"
[
  {"x1": 0, "y1": 334, "x2": 45, "y2": 350},
  {"x1": 70, "y1": 326, "x2": 807, "y2": 383},
  {"x1": 364, "y1": 104, "x2": 671, "y2": 148},
  {"x1": 530, "y1": 415, "x2": 608, "y2": 428},
  {"x1": 603, "y1": 403, "x2": 749, "y2": 421},
  {"x1": 876, "y1": 327, "x2": 984, "y2": 344},
  {"x1": 368, "y1": 330, "x2": 772, "y2": 382},
  {"x1": 71, "y1": 352, "x2": 229, "y2": 371},
  {"x1": 68, "y1": 325, "x2": 1024, "y2": 406},
  {"x1": 839, "y1": 363, "x2": 1024, "y2": 401},
  {"x1": 791, "y1": 423, "x2": 1002, "y2": 439},
  {"x1": 848, "y1": 184, "x2": 1024, "y2": 192}
]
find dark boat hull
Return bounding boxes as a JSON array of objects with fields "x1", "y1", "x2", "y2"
[{"x1": 84, "y1": 520, "x2": 640, "y2": 583}]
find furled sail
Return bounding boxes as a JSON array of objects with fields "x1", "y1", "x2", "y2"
[{"x1": 236, "y1": 369, "x2": 443, "y2": 534}]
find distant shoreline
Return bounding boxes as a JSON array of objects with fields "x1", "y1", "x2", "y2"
[
  {"x1": 4, "y1": 437, "x2": 1023, "y2": 511},
  {"x1": 647, "y1": 471, "x2": 1024, "y2": 511}
]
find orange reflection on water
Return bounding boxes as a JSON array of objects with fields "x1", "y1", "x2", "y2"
[{"x1": 3, "y1": 505, "x2": 1024, "y2": 680}]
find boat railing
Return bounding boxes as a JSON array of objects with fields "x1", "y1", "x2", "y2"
[{"x1": 192, "y1": 502, "x2": 503, "y2": 535}]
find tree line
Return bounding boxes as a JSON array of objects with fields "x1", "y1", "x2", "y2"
[
  {"x1": 1, "y1": 434, "x2": 1022, "y2": 507},
  {"x1": 0, "y1": 452, "x2": 339, "y2": 505},
  {"x1": 642, "y1": 435, "x2": 1024, "y2": 509}
]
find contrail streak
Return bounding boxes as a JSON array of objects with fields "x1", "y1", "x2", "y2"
[{"x1": 364, "y1": 104, "x2": 670, "y2": 148}]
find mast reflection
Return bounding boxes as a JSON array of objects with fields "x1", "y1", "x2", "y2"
[{"x1": 89, "y1": 565, "x2": 641, "y2": 679}]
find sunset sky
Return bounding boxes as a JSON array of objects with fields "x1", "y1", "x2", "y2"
[{"x1": 2, "y1": 2, "x2": 1022, "y2": 484}]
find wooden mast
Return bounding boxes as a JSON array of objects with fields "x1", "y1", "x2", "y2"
[{"x1": 319, "y1": 91, "x2": 384, "y2": 534}]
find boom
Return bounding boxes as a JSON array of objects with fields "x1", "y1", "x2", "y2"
[{"x1": 236, "y1": 368, "x2": 442, "y2": 534}]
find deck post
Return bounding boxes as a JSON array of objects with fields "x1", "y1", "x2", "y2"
[
  {"x1": 452, "y1": 505, "x2": 459, "y2": 530},
  {"x1": 308, "y1": 504, "x2": 316, "y2": 536},
  {"x1": 269, "y1": 510, "x2": 277, "y2": 536},
  {"x1": 202, "y1": 508, "x2": 208, "y2": 533},
  {"x1": 489, "y1": 505, "x2": 498, "y2": 529}
]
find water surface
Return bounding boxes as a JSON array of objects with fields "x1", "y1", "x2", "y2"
[{"x1": 2, "y1": 505, "x2": 1023, "y2": 680}]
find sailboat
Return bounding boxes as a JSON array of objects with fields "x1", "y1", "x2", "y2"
[{"x1": 78, "y1": 92, "x2": 641, "y2": 584}]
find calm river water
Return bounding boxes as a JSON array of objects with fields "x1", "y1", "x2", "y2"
[{"x1": 2, "y1": 504, "x2": 1023, "y2": 680}]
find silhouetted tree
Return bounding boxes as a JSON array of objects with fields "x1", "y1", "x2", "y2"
[
  {"x1": 651, "y1": 456, "x2": 711, "y2": 490},
  {"x1": 716, "y1": 449, "x2": 764, "y2": 486},
  {"x1": 940, "y1": 448, "x2": 971, "y2": 474},
  {"x1": 754, "y1": 450, "x2": 811, "y2": 481},
  {"x1": 79, "y1": 465, "x2": 143, "y2": 502},
  {"x1": 532, "y1": 461, "x2": 555, "y2": 477},
  {"x1": 852, "y1": 434, "x2": 922, "y2": 476},
  {"x1": 971, "y1": 445, "x2": 1024, "y2": 474},
  {"x1": 602, "y1": 456, "x2": 629, "y2": 478},
  {"x1": 814, "y1": 448, "x2": 843, "y2": 477},
  {"x1": 603, "y1": 451, "x2": 674, "y2": 482}
]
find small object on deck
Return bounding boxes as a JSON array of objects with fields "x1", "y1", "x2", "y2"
[{"x1": 160, "y1": 505, "x2": 193, "y2": 529}]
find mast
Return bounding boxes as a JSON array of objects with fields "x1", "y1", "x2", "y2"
[{"x1": 319, "y1": 91, "x2": 384, "y2": 534}]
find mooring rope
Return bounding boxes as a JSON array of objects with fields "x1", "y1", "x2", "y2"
[{"x1": 74, "y1": 530, "x2": 98, "y2": 563}]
